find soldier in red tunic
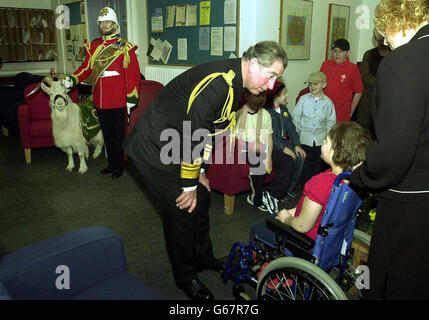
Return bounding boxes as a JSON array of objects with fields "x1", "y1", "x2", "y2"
[{"x1": 61, "y1": 7, "x2": 140, "y2": 178}]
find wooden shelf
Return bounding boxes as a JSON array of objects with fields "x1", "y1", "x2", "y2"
[{"x1": 0, "y1": 7, "x2": 58, "y2": 62}]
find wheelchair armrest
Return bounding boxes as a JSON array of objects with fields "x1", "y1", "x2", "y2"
[{"x1": 266, "y1": 218, "x2": 315, "y2": 251}]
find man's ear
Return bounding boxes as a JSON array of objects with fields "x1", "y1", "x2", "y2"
[
  {"x1": 322, "y1": 82, "x2": 327, "y2": 89},
  {"x1": 249, "y1": 58, "x2": 259, "y2": 73}
]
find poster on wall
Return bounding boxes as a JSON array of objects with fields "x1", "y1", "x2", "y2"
[
  {"x1": 147, "y1": 0, "x2": 239, "y2": 66},
  {"x1": 325, "y1": 4, "x2": 350, "y2": 59},
  {"x1": 280, "y1": 0, "x2": 313, "y2": 60}
]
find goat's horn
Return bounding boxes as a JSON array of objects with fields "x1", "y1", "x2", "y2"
[{"x1": 25, "y1": 76, "x2": 51, "y2": 99}]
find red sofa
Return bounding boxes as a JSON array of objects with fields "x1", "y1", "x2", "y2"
[
  {"x1": 206, "y1": 133, "x2": 274, "y2": 215},
  {"x1": 17, "y1": 83, "x2": 79, "y2": 163},
  {"x1": 124, "y1": 79, "x2": 164, "y2": 166},
  {"x1": 126, "y1": 80, "x2": 164, "y2": 136}
]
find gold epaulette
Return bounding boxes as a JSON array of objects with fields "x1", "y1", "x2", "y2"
[
  {"x1": 123, "y1": 42, "x2": 136, "y2": 69},
  {"x1": 180, "y1": 158, "x2": 203, "y2": 179},
  {"x1": 187, "y1": 70, "x2": 237, "y2": 152},
  {"x1": 187, "y1": 70, "x2": 236, "y2": 136}
]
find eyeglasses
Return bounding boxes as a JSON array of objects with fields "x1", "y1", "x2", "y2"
[
  {"x1": 263, "y1": 70, "x2": 279, "y2": 81},
  {"x1": 258, "y1": 65, "x2": 280, "y2": 81}
]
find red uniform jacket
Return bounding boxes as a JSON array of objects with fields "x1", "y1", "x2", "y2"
[{"x1": 71, "y1": 35, "x2": 140, "y2": 109}]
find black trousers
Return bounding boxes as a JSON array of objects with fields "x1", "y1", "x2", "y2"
[
  {"x1": 249, "y1": 150, "x2": 294, "y2": 205},
  {"x1": 301, "y1": 143, "x2": 325, "y2": 183},
  {"x1": 132, "y1": 158, "x2": 215, "y2": 287},
  {"x1": 97, "y1": 107, "x2": 126, "y2": 170}
]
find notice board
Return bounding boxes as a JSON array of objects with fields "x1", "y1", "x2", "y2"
[{"x1": 146, "y1": 0, "x2": 239, "y2": 66}]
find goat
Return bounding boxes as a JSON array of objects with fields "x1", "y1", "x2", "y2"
[{"x1": 41, "y1": 76, "x2": 104, "y2": 174}]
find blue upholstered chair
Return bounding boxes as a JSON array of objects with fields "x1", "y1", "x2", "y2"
[{"x1": 0, "y1": 226, "x2": 162, "y2": 300}]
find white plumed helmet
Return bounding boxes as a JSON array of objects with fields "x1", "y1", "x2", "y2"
[{"x1": 97, "y1": 7, "x2": 120, "y2": 34}]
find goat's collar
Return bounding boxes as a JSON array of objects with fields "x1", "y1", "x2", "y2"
[{"x1": 102, "y1": 33, "x2": 119, "y2": 41}]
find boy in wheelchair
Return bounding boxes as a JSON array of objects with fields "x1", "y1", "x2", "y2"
[{"x1": 224, "y1": 121, "x2": 372, "y2": 300}]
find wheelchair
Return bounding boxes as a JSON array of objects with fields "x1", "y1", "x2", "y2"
[{"x1": 222, "y1": 172, "x2": 371, "y2": 300}]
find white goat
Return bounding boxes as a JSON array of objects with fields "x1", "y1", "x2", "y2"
[{"x1": 41, "y1": 76, "x2": 104, "y2": 174}]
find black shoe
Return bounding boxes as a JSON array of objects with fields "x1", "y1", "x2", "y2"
[
  {"x1": 197, "y1": 258, "x2": 225, "y2": 274},
  {"x1": 101, "y1": 167, "x2": 113, "y2": 175},
  {"x1": 179, "y1": 278, "x2": 214, "y2": 300},
  {"x1": 111, "y1": 169, "x2": 123, "y2": 179}
]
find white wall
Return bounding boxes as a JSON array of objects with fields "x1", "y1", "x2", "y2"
[{"x1": 128, "y1": 0, "x2": 147, "y2": 74}]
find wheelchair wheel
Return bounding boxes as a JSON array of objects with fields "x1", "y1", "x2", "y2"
[
  {"x1": 353, "y1": 229, "x2": 371, "y2": 247},
  {"x1": 256, "y1": 257, "x2": 347, "y2": 300},
  {"x1": 339, "y1": 229, "x2": 371, "y2": 299}
]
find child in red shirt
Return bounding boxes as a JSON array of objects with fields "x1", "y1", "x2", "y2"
[
  {"x1": 321, "y1": 39, "x2": 363, "y2": 122},
  {"x1": 250, "y1": 121, "x2": 371, "y2": 242}
]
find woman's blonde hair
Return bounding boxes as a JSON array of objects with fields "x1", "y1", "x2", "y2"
[{"x1": 374, "y1": 0, "x2": 428, "y2": 36}]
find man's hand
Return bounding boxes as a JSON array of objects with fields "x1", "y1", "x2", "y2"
[
  {"x1": 295, "y1": 146, "x2": 307, "y2": 159},
  {"x1": 176, "y1": 189, "x2": 197, "y2": 213},
  {"x1": 199, "y1": 172, "x2": 211, "y2": 192},
  {"x1": 283, "y1": 147, "x2": 296, "y2": 160},
  {"x1": 60, "y1": 75, "x2": 73, "y2": 89}
]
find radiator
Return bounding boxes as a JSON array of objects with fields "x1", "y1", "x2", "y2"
[{"x1": 144, "y1": 66, "x2": 189, "y2": 85}]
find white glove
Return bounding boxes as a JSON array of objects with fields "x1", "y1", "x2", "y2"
[
  {"x1": 126, "y1": 102, "x2": 136, "y2": 115},
  {"x1": 62, "y1": 76, "x2": 73, "y2": 89}
]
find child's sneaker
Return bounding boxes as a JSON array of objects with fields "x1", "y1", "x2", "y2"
[
  {"x1": 287, "y1": 190, "x2": 297, "y2": 199},
  {"x1": 247, "y1": 195, "x2": 268, "y2": 212},
  {"x1": 257, "y1": 204, "x2": 269, "y2": 212},
  {"x1": 247, "y1": 194, "x2": 254, "y2": 206},
  {"x1": 280, "y1": 195, "x2": 290, "y2": 203},
  {"x1": 262, "y1": 191, "x2": 279, "y2": 215}
]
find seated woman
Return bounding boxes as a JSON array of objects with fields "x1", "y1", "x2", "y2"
[{"x1": 250, "y1": 121, "x2": 372, "y2": 242}]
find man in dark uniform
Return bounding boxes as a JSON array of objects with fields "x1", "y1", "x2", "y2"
[{"x1": 124, "y1": 41, "x2": 287, "y2": 300}]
